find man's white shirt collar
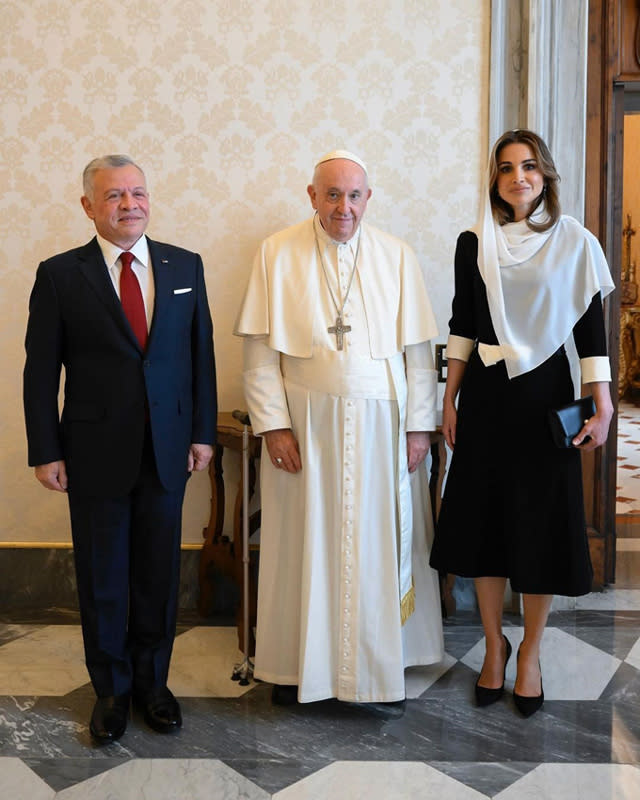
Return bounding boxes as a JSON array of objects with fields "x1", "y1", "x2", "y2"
[{"x1": 96, "y1": 233, "x2": 150, "y2": 270}]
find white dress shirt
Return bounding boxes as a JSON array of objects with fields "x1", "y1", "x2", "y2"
[{"x1": 96, "y1": 233, "x2": 155, "y2": 330}]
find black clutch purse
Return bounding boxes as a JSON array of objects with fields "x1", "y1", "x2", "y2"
[{"x1": 548, "y1": 396, "x2": 596, "y2": 448}]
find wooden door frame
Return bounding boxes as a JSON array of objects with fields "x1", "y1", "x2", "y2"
[{"x1": 585, "y1": 0, "x2": 626, "y2": 586}]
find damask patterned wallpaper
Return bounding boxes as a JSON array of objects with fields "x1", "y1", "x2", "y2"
[{"x1": 1, "y1": 0, "x2": 489, "y2": 544}]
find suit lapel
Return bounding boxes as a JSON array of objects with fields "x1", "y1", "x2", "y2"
[
  {"x1": 146, "y1": 239, "x2": 171, "y2": 353},
  {"x1": 77, "y1": 237, "x2": 142, "y2": 351}
]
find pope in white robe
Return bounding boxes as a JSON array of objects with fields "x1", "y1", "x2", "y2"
[{"x1": 234, "y1": 150, "x2": 444, "y2": 705}]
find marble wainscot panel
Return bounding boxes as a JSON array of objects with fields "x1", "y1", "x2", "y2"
[{"x1": 0, "y1": 547, "x2": 213, "y2": 613}]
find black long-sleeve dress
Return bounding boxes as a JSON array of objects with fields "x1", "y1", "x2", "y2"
[{"x1": 429, "y1": 231, "x2": 608, "y2": 596}]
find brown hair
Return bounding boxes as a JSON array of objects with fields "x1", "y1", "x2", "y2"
[{"x1": 488, "y1": 129, "x2": 561, "y2": 232}]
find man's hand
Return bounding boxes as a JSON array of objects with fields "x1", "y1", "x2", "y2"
[
  {"x1": 263, "y1": 428, "x2": 302, "y2": 473},
  {"x1": 188, "y1": 443, "x2": 214, "y2": 472},
  {"x1": 35, "y1": 460, "x2": 68, "y2": 492},
  {"x1": 407, "y1": 431, "x2": 431, "y2": 473}
]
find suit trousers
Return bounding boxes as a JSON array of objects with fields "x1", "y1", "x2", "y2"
[{"x1": 68, "y1": 427, "x2": 188, "y2": 698}]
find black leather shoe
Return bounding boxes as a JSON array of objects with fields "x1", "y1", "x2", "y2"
[
  {"x1": 271, "y1": 684, "x2": 298, "y2": 705},
  {"x1": 475, "y1": 634, "x2": 512, "y2": 707},
  {"x1": 90, "y1": 694, "x2": 130, "y2": 742},
  {"x1": 362, "y1": 699, "x2": 407, "y2": 719},
  {"x1": 135, "y1": 686, "x2": 182, "y2": 733},
  {"x1": 514, "y1": 651, "x2": 544, "y2": 717}
]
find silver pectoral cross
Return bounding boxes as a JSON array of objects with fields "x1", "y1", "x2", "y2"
[{"x1": 328, "y1": 314, "x2": 351, "y2": 350}]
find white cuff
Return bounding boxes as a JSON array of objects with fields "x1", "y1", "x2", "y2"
[
  {"x1": 406, "y1": 368, "x2": 437, "y2": 431},
  {"x1": 242, "y1": 363, "x2": 292, "y2": 435},
  {"x1": 446, "y1": 334, "x2": 474, "y2": 362},
  {"x1": 580, "y1": 356, "x2": 611, "y2": 384}
]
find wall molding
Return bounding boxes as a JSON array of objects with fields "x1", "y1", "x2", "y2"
[{"x1": 0, "y1": 542, "x2": 203, "y2": 550}]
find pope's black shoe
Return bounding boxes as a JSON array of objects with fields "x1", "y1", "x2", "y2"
[
  {"x1": 90, "y1": 694, "x2": 130, "y2": 742},
  {"x1": 362, "y1": 699, "x2": 407, "y2": 719},
  {"x1": 271, "y1": 684, "x2": 299, "y2": 705},
  {"x1": 135, "y1": 686, "x2": 182, "y2": 733}
]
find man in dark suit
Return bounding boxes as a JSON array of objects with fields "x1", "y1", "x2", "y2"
[{"x1": 23, "y1": 155, "x2": 217, "y2": 742}]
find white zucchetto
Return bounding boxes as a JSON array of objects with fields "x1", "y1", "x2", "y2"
[{"x1": 314, "y1": 149, "x2": 368, "y2": 175}]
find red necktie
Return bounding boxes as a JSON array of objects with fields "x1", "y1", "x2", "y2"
[{"x1": 119, "y1": 251, "x2": 148, "y2": 350}]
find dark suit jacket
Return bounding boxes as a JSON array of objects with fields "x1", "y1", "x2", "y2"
[{"x1": 24, "y1": 236, "x2": 217, "y2": 496}]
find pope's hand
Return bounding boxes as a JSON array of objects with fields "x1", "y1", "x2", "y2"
[
  {"x1": 263, "y1": 428, "x2": 302, "y2": 473},
  {"x1": 407, "y1": 431, "x2": 431, "y2": 473}
]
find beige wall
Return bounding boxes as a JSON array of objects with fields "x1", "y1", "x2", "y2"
[{"x1": 1, "y1": 0, "x2": 490, "y2": 544}]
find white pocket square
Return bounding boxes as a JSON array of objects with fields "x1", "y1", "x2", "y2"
[{"x1": 173, "y1": 287, "x2": 192, "y2": 295}]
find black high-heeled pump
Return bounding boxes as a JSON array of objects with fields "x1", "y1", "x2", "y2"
[
  {"x1": 513, "y1": 647, "x2": 544, "y2": 717},
  {"x1": 475, "y1": 634, "x2": 512, "y2": 707}
]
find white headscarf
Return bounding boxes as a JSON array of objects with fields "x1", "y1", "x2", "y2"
[{"x1": 473, "y1": 169, "x2": 615, "y2": 378}]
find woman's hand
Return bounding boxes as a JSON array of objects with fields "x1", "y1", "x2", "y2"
[
  {"x1": 442, "y1": 399, "x2": 457, "y2": 450},
  {"x1": 573, "y1": 412, "x2": 612, "y2": 451},
  {"x1": 572, "y1": 383, "x2": 613, "y2": 452},
  {"x1": 441, "y1": 357, "x2": 466, "y2": 450}
]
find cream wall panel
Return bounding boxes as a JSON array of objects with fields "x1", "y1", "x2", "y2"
[{"x1": 1, "y1": 0, "x2": 489, "y2": 543}]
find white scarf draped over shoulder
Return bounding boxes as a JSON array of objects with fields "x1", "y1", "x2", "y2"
[{"x1": 474, "y1": 187, "x2": 615, "y2": 379}]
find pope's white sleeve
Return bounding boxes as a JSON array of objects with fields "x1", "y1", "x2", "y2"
[
  {"x1": 406, "y1": 341, "x2": 437, "y2": 431},
  {"x1": 242, "y1": 338, "x2": 292, "y2": 435}
]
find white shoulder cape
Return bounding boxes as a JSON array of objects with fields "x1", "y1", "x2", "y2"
[{"x1": 234, "y1": 218, "x2": 438, "y2": 356}]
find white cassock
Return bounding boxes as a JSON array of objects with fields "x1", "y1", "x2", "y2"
[{"x1": 234, "y1": 216, "x2": 444, "y2": 703}]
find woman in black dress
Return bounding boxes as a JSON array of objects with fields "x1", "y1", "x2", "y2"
[{"x1": 430, "y1": 130, "x2": 614, "y2": 717}]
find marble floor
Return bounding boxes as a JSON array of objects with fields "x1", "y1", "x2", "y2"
[
  {"x1": 615, "y1": 402, "x2": 640, "y2": 587},
  {"x1": 616, "y1": 401, "x2": 640, "y2": 515},
  {"x1": 2, "y1": 593, "x2": 640, "y2": 799}
]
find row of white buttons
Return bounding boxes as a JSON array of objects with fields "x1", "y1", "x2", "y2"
[{"x1": 339, "y1": 397, "x2": 356, "y2": 683}]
